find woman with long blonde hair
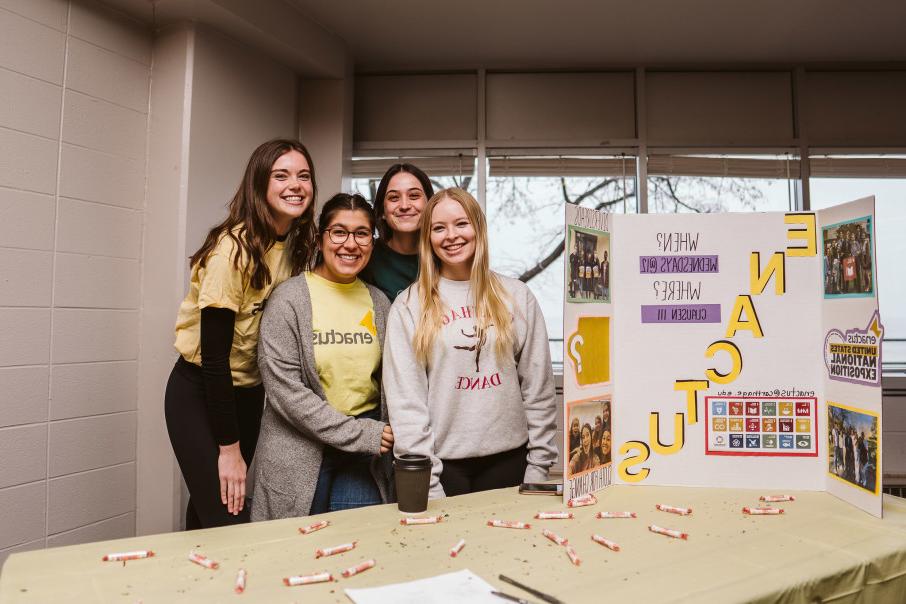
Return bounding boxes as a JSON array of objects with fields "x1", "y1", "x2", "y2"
[{"x1": 383, "y1": 188, "x2": 558, "y2": 498}]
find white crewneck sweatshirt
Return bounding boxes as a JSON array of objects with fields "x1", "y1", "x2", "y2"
[{"x1": 383, "y1": 274, "x2": 559, "y2": 499}]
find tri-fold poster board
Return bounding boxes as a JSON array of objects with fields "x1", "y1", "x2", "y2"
[{"x1": 562, "y1": 197, "x2": 884, "y2": 517}]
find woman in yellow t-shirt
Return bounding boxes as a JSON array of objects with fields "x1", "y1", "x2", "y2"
[
  {"x1": 165, "y1": 139, "x2": 318, "y2": 529},
  {"x1": 252, "y1": 193, "x2": 395, "y2": 520}
]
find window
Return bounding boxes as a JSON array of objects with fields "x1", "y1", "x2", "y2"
[
  {"x1": 647, "y1": 154, "x2": 800, "y2": 213},
  {"x1": 349, "y1": 155, "x2": 476, "y2": 203},
  {"x1": 809, "y1": 155, "x2": 906, "y2": 373},
  {"x1": 486, "y1": 155, "x2": 638, "y2": 367},
  {"x1": 348, "y1": 150, "x2": 903, "y2": 375}
]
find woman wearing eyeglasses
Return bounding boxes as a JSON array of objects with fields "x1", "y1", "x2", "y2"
[{"x1": 251, "y1": 193, "x2": 395, "y2": 520}]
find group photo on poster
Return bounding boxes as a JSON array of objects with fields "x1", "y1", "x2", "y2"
[
  {"x1": 828, "y1": 403, "x2": 879, "y2": 494},
  {"x1": 566, "y1": 397, "x2": 612, "y2": 477},
  {"x1": 566, "y1": 225, "x2": 611, "y2": 303},
  {"x1": 823, "y1": 215, "x2": 874, "y2": 297}
]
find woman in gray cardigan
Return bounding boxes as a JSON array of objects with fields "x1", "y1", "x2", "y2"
[{"x1": 251, "y1": 194, "x2": 394, "y2": 520}]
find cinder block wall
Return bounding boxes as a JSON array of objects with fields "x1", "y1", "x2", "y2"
[{"x1": 0, "y1": 0, "x2": 150, "y2": 564}]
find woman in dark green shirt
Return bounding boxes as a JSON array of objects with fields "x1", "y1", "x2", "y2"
[{"x1": 359, "y1": 164, "x2": 434, "y2": 301}]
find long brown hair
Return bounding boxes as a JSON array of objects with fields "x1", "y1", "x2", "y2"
[
  {"x1": 373, "y1": 163, "x2": 434, "y2": 241},
  {"x1": 189, "y1": 139, "x2": 317, "y2": 289},
  {"x1": 413, "y1": 188, "x2": 513, "y2": 365}
]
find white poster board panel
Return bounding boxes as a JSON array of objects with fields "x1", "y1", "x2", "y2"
[
  {"x1": 612, "y1": 211, "x2": 825, "y2": 490},
  {"x1": 562, "y1": 204, "x2": 614, "y2": 501},
  {"x1": 818, "y1": 197, "x2": 883, "y2": 517}
]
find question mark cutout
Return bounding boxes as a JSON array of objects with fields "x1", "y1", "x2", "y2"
[{"x1": 569, "y1": 333, "x2": 584, "y2": 374}]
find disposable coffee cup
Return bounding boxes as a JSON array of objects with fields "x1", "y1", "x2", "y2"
[{"x1": 394, "y1": 454, "x2": 431, "y2": 514}]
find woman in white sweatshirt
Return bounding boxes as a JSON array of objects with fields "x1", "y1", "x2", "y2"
[{"x1": 383, "y1": 187, "x2": 558, "y2": 499}]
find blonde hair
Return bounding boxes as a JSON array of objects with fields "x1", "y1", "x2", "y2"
[{"x1": 413, "y1": 188, "x2": 514, "y2": 366}]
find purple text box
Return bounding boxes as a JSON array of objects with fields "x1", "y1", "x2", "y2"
[
  {"x1": 641, "y1": 304, "x2": 721, "y2": 323},
  {"x1": 639, "y1": 255, "x2": 719, "y2": 274}
]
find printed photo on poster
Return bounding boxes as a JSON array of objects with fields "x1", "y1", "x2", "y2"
[
  {"x1": 566, "y1": 225, "x2": 611, "y2": 303},
  {"x1": 828, "y1": 402, "x2": 880, "y2": 494},
  {"x1": 567, "y1": 398, "x2": 612, "y2": 477},
  {"x1": 822, "y1": 215, "x2": 874, "y2": 298}
]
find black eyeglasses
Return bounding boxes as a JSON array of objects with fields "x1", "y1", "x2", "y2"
[{"x1": 323, "y1": 227, "x2": 374, "y2": 246}]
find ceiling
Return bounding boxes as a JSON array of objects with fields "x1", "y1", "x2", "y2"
[
  {"x1": 288, "y1": 0, "x2": 906, "y2": 71},
  {"x1": 106, "y1": 0, "x2": 906, "y2": 74}
]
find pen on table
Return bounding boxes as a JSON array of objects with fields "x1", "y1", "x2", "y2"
[
  {"x1": 491, "y1": 590, "x2": 533, "y2": 604},
  {"x1": 498, "y1": 574, "x2": 564, "y2": 604}
]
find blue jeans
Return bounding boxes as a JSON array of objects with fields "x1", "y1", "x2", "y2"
[{"x1": 309, "y1": 406, "x2": 383, "y2": 515}]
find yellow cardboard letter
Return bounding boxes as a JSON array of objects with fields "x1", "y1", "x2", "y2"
[
  {"x1": 784, "y1": 213, "x2": 817, "y2": 257},
  {"x1": 726, "y1": 295, "x2": 764, "y2": 338},
  {"x1": 649, "y1": 412, "x2": 685, "y2": 455},
  {"x1": 705, "y1": 340, "x2": 742, "y2": 384},
  {"x1": 750, "y1": 251, "x2": 786, "y2": 295},
  {"x1": 618, "y1": 441, "x2": 651, "y2": 482},
  {"x1": 674, "y1": 379, "x2": 709, "y2": 424}
]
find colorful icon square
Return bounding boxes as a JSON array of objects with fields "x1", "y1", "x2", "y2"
[
  {"x1": 729, "y1": 434, "x2": 744, "y2": 448},
  {"x1": 762, "y1": 418, "x2": 777, "y2": 432},
  {"x1": 729, "y1": 418, "x2": 744, "y2": 432},
  {"x1": 729, "y1": 401, "x2": 744, "y2": 416},
  {"x1": 745, "y1": 418, "x2": 760, "y2": 432},
  {"x1": 795, "y1": 402, "x2": 811, "y2": 416},
  {"x1": 779, "y1": 418, "x2": 794, "y2": 432},
  {"x1": 795, "y1": 418, "x2": 811, "y2": 433},
  {"x1": 779, "y1": 435, "x2": 795, "y2": 448},
  {"x1": 745, "y1": 401, "x2": 760, "y2": 416},
  {"x1": 762, "y1": 434, "x2": 778, "y2": 448},
  {"x1": 712, "y1": 433, "x2": 727, "y2": 447},
  {"x1": 761, "y1": 401, "x2": 776, "y2": 416},
  {"x1": 796, "y1": 435, "x2": 812, "y2": 449},
  {"x1": 711, "y1": 401, "x2": 727, "y2": 415},
  {"x1": 745, "y1": 434, "x2": 760, "y2": 448},
  {"x1": 778, "y1": 402, "x2": 794, "y2": 417},
  {"x1": 712, "y1": 417, "x2": 728, "y2": 431}
]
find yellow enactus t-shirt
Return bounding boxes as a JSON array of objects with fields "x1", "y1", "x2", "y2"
[
  {"x1": 174, "y1": 231, "x2": 291, "y2": 386},
  {"x1": 305, "y1": 271, "x2": 380, "y2": 416}
]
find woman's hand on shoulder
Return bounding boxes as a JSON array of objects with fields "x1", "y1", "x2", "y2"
[
  {"x1": 380, "y1": 424, "x2": 394, "y2": 454},
  {"x1": 218, "y1": 442, "x2": 247, "y2": 515}
]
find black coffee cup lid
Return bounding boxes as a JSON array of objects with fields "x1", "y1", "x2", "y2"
[{"x1": 394, "y1": 454, "x2": 431, "y2": 469}]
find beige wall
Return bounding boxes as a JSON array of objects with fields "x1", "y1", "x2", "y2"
[
  {"x1": 1, "y1": 0, "x2": 351, "y2": 561},
  {"x1": 185, "y1": 25, "x2": 300, "y2": 253},
  {"x1": 301, "y1": 74, "x2": 355, "y2": 204},
  {"x1": 0, "y1": 0, "x2": 150, "y2": 564},
  {"x1": 134, "y1": 22, "x2": 191, "y2": 539}
]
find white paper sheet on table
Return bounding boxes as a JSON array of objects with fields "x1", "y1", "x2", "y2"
[{"x1": 345, "y1": 569, "x2": 503, "y2": 604}]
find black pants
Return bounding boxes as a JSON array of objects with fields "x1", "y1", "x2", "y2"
[
  {"x1": 440, "y1": 443, "x2": 528, "y2": 497},
  {"x1": 165, "y1": 357, "x2": 264, "y2": 530}
]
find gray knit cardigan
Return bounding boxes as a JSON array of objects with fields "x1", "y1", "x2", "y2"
[{"x1": 251, "y1": 274, "x2": 395, "y2": 521}]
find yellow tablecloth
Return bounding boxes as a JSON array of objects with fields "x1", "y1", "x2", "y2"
[{"x1": 2, "y1": 486, "x2": 906, "y2": 603}]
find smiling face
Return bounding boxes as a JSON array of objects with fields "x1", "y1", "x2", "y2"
[
  {"x1": 601, "y1": 431, "x2": 612, "y2": 456},
  {"x1": 581, "y1": 425, "x2": 592, "y2": 455},
  {"x1": 315, "y1": 209, "x2": 374, "y2": 284},
  {"x1": 265, "y1": 150, "x2": 313, "y2": 235},
  {"x1": 429, "y1": 197, "x2": 476, "y2": 279},
  {"x1": 383, "y1": 172, "x2": 427, "y2": 236}
]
